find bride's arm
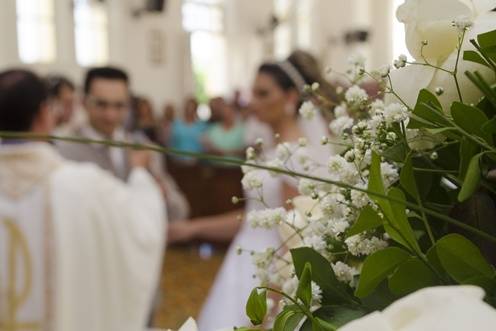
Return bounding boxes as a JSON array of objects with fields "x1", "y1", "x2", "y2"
[{"x1": 167, "y1": 209, "x2": 244, "y2": 244}]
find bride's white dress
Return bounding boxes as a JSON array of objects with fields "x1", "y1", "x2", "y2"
[{"x1": 198, "y1": 116, "x2": 330, "y2": 331}]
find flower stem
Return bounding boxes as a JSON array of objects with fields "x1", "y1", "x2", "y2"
[{"x1": 2, "y1": 131, "x2": 496, "y2": 244}]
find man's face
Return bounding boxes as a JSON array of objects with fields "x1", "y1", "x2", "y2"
[{"x1": 84, "y1": 78, "x2": 129, "y2": 137}]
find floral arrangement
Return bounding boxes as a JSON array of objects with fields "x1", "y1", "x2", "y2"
[{"x1": 238, "y1": 1, "x2": 496, "y2": 330}]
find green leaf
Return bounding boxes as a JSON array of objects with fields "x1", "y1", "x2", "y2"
[
  {"x1": 346, "y1": 206, "x2": 383, "y2": 237},
  {"x1": 291, "y1": 247, "x2": 355, "y2": 305},
  {"x1": 426, "y1": 245, "x2": 445, "y2": 277},
  {"x1": 478, "y1": 29, "x2": 496, "y2": 49},
  {"x1": 388, "y1": 257, "x2": 438, "y2": 296},
  {"x1": 311, "y1": 306, "x2": 367, "y2": 329},
  {"x1": 482, "y1": 117, "x2": 496, "y2": 135},
  {"x1": 408, "y1": 89, "x2": 448, "y2": 129},
  {"x1": 463, "y1": 50, "x2": 490, "y2": 67},
  {"x1": 297, "y1": 263, "x2": 313, "y2": 307},
  {"x1": 400, "y1": 155, "x2": 419, "y2": 200},
  {"x1": 459, "y1": 137, "x2": 479, "y2": 178},
  {"x1": 458, "y1": 153, "x2": 483, "y2": 202},
  {"x1": 436, "y1": 234, "x2": 495, "y2": 283},
  {"x1": 451, "y1": 102, "x2": 492, "y2": 144},
  {"x1": 245, "y1": 288, "x2": 267, "y2": 326},
  {"x1": 386, "y1": 187, "x2": 420, "y2": 252},
  {"x1": 355, "y1": 247, "x2": 410, "y2": 298},
  {"x1": 273, "y1": 309, "x2": 305, "y2": 331},
  {"x1": 382, "y1": 142, "x2": 409, "y2": 163}
]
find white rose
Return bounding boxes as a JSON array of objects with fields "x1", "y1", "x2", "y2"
[
  {"x1": 388, "y1": 0, "x2": 496, "y2": 110},
  {"x1": 340, "y1": 286, "x2": 496, "y2": 331}
]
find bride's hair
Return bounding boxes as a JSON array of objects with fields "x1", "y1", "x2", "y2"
[{"x1": 258, "y1": 50, "x2": 337, "y2": 107}]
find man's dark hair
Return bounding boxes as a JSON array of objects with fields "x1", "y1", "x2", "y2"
[
  {"x1": 46, "y1": 75, "x2": 75, "y2": 98},
  {"x1": 84, "y1": 66, "x2": 129, "y2": 95},
  {"x1": 0, "y1": 69, "x2": 48, "y2": 131}
]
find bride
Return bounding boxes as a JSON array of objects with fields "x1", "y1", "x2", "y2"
[{"x1": 168, "y1": 50, "x2": 335, "y2": 331}]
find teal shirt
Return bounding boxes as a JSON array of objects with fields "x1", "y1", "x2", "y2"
[{"x1": 206, "y1": 121, "x2": 245, "y2": 153}]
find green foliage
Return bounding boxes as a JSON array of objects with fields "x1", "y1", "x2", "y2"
[
  {"x1": 291, "y1": 247, "x2": 356, "y2": 305},
  {"x1": 355, "y1": 247, "x2": 410, "y2": 298},
  {"x1": 388, "y1": 257, "x2": 438, "y2": 296},
  {"x1": 297, "y1": 263, "x2": 313, "y2": 307},
  {"x1": 346, "y1": 206, "x2": 383, "y2": 237},
  {"x1": 246, "y1": 288, "x2": 267, "y2": 326},
  {"x1": 436, "y1": 234, "x2": 495, "y2": 284},
  {"x1": 458, "y1": 153, "x2": 484, "y2": 202},
  {"x1": 408, "y1": 89, "x2": 448, "y2": 129}
]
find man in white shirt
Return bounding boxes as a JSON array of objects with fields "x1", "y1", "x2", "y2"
[
  {"x1": 0, "y1": 69, "x2": 165, "y2": 331},
  {"x1": 56, "y1": 66, "x2": 189, "y2": 222}
]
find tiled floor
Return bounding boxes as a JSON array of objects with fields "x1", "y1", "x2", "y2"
[{"x1": 152, "y1": 245, "x2": 226, "y2": 330}]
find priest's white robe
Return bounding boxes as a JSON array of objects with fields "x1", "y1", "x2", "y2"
[{"x1": 0, "y1": 142, "x2": 166, "y2": 331}]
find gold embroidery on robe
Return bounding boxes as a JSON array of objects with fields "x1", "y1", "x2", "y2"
[{"x1": 0, "y1": 219, "x2": 40, "y2": 331}]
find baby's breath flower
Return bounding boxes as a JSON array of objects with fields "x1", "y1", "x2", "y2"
[
  {"x1": 299, "y1": 101, "x2": 317, "y2": 120},
  {"x1": 452, "y1": 15, "x2": 473, "y2": 32},
  {"x1": 393, "y1": 54, "x2": 408, "y2": 69},
  {"x1": 345, "y1": 85, "x2": 368, "y2": 106}
]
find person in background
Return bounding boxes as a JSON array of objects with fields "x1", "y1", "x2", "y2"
[
  {"x1": 208, "y1": 96, "x2": 224, "y2": 124},
  {"x1": 45, "y1": 75, "x2": 84, "y2": 135},
  {"x1": 168, "y1": 50, "x2": 331, "y2": 331},
  {"x1": 0, "y1": 69, "x2": 165, "y2": 331},
  {"x1": 134, "y1": 96, "x2": 160, "y2": 144},
  {"x1": 159, "y1": 103, "x2": 176, "y2": 146},
  {"x1": 168, "y1": 97, "x2": 208, "y2": 163},
  {"x1": 56, "y1": 66, "x2": 189, "y2": 222},
  {"x1": 202, "y1": 97, "x2": 245, "y2": 158}
]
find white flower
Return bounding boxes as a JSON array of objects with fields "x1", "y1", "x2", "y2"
[
  {"x1": 311, "y1": 282, "x2": 323, "y2": 306},
  {"x1": 340, "y1": 286, "x2": 496, "y2": 331},
  {"x1": 383, "y1": 103, "x2": 409, "y2": 125},
  {"x1": 328, "y1": 155, "x2": 359, "y2": 185},
  {"x1": 334, "y1": 104, "x2": 349, "y2": 118},
  {"x1": 332, "y1": 261, "x2": 359, "y2": 286},
  {"x1": 311, "y1": 82, "x2": 320, "y2": 91},
  {"x1": 453, "y1": 15, "x2": 474, "y2": 31},
  {"x1": 252, "y1": 248, "x2": 275, "y2": 269},
  {"x1": 348, "y1": 53, "x2": 366, "y2": 68},
  {"x1": 330, "y1": 116, "x2": 354, "y2": 136},
  {"x1": 381, "y1": 162, "x2": 399, "y2": 187},
  {"x1": 246, "y1": 146, "x2": 256, "y2": 160},
  {"x1": 241, "y1": 170, "x2": 263, "y2": 190},
  {"x1": 298, "y1": 137, "x2": 308, "y2": 147},
  {"x1": 393, "y1": 54, "x2": 408, "y2": 69},
  {"x1": 247, "y1": 208, "x2": 287, "y2": 229},
  {"x1": 320, "y1": 194, "x2": 349, "y2": 219},
  {"x1": 389, "y1": 0, "x2": 496, "y2": 109},
  {"x1": 298, "y1": 178, "x2": 317, "y2": 196},
  {"x1": 299, "y1": 101, "x2": 317, "y2": 120},
  {"x1": 345, "y1": 234, "x2": 388, "y2": 256},
  {"x1": 345, "y1": 85, "x2": 369, "y2": 106},
  {"x1": 304, "y1": 235, "x2": 327, "y2": 252},
  {"x1": 351, "y1": 187, "x2": 370, "y2": 209},
  {"x1": 378, "y1": 65, "x2": 391, "y2": 77}
]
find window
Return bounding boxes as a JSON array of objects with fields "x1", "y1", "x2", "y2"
[
  {"x1": 296, "y1": 0, "x2": 312, "y2": 49},
  {"x1": 274, "y1": 0, "x2": 293, "y2": 59},
  {"x1": 16, "y1": 0, "x2": 56, "y2": 63},
  {"x1": 392, "y1": 0, "x2": 409, "y2": 59},
  {"x1": 74, "y1": 0, "x2": 109, "y2": 66},
  {"x1": 182, "y1": 0, "x2": 227, "y2": 103}
]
